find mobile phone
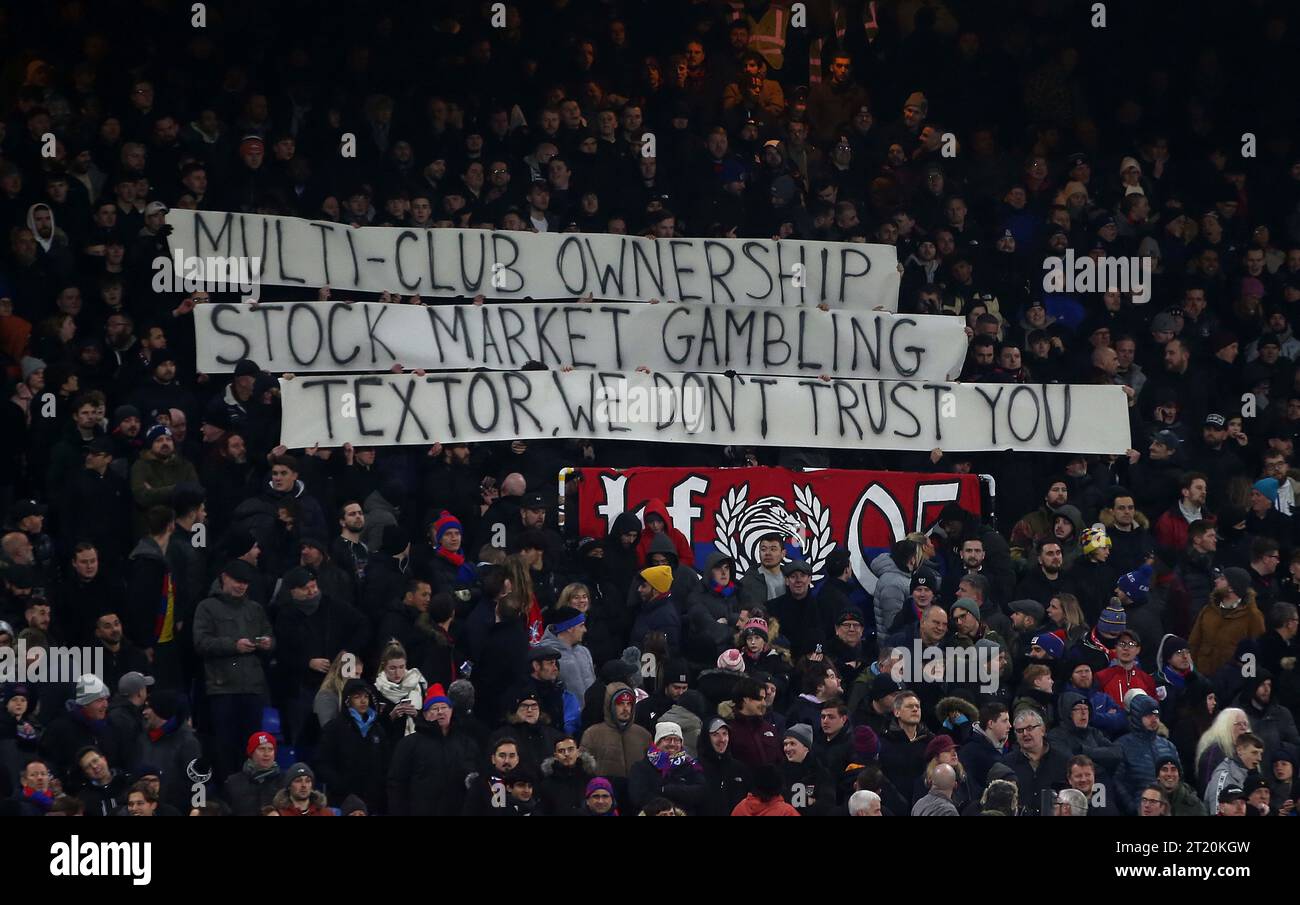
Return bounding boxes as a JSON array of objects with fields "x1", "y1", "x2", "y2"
[{"x1": 255, "y1": 636, "x2": 270, "y2": 643}]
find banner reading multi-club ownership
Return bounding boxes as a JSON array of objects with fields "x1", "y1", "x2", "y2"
[
  {"x1": 195, "y1": 300, "x2": 967, "y2": 379},
  {"x1": 166, "y1": 209, "x2": 900, "y2": 307},
  {"x1": 572, "y1": 466, "x2": 981, "y2": 588},
  {"x1": 277, "y1": 369, "x2": 1132, "y2": 454}
]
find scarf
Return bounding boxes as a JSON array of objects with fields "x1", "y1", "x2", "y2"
[
  {"x1": 68, "y1": 702, "x2": 108, "y2": 732},
  {"x1": 349, "y1": 706, "x2": 377, "y2": 738},
  {"x1": 243, "y1": 759, "x2": 281, "y2": 785},
  {"x1": 148, "y1": 716, "x2": 180, "y2": 742},
  {"x1": 437, "y1": 546, "x2": 478, "y2": 584},
  {"x1": 374, "y1": 668, "x2": 427, "y2": 736},
  {"x1": 22, "y1": 786, "x2": 53, "y2": 811},
  {"x1": 1161, "y1": 665, "x2": 1190, "y2": 690},
  {"x1": 710, "y1": 580, "x2": 736, "y2": 597},
  {"x1": 646, "y1": 745, "x2": 697, "y2": 777}
]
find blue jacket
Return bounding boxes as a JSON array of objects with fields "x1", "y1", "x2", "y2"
[{"x1": 1114, "y1": 695, "x2": 1180, "y2": 814}]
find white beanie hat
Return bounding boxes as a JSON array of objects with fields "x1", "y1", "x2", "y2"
[{"x1": 654, "y1": 721, "x2": 684, "y2": 744}]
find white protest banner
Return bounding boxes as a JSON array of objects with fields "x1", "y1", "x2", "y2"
[
  {"x1": 165, "y1": 209, "x2": 900, "y2": 308},
  {"x1": 277, "y1": 370, "x2": 1131, "y2": 454},
  {"x1": 195, "y1": 301, "x2": 967, "y2": 380}
]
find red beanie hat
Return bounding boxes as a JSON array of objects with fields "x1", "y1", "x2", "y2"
[
  {"x1": 423, "y1": 683, "x2": 452, "y2": 711},
  {"x1": 247, "y1": 731, "x2": 277, "y2": 756}
]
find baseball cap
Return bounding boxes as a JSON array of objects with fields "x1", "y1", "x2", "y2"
[
  {"x1": 521, "y1": 492, "x2": 547, "y2": 511},
  {"x1": 118, "y1": 671, "x2": 155, "y2": 697}
]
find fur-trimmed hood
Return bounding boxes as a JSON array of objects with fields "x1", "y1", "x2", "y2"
[
  {"x1": 1099, "y1": 507, "x2": 1151, "y2": 530},
  {"x1": 271, "y1": 787, "x2": 328, "y2": 811},
  {"x1": 540, "y1": 750, "x2": 599, "y2": 778},
  {"x1": 935, "y1": 696, "x2": 978, "y2": 725}
]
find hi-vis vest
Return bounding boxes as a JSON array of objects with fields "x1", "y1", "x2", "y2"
[{"x1": 728, "y1": 1, "x2": 789, "y2": 71}]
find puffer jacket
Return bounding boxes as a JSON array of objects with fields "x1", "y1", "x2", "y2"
[
  {"x1": 1046, "y1": 690, "x2": 1123, "y2": 771},
  {"x1": 870, "y1": 551, "x2": 911, "y2": 634},
  {"x1": 1114, "y1": 694, "x2": 1180, "y2": 814},
  {"x1": 538, "y1": 751, "x2": 599, "y2": 816},
  {"x1": 579, "y1": 682, "x2": 652, "y2": 778},
  {"x1": 1189, "y1": 598, "x2": 1265, "y2": 676}
]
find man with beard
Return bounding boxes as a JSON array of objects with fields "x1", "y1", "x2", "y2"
[
  {"x1": 128, "y1": 425, "x2": 197, "y2": 536},
  {"x1": 1103, "y1": 489, "x2": 1155, "y2": 575},
  {"x1": 538, "y1": 734, "x2": 598, "y2": 816},
  {"x1": 1010, "y1": 477, "x2": 1069, "y2": 560},
  {"x1": 1015, "y1": 540, "x2": 1076, "y2": 606},
  {"x1": 92, "y1": 611, "x2": 150, "y2": 693}
]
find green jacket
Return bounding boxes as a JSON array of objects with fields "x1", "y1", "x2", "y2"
[
  {"x1": 129, "y1": 450, "x2": 199, "y2": 532},
  {"x1": 1169, "y1": 781, "x2": 1207, "y2": 817},
  {"x1": 192, "y1": 592, "x2": 274, "y2": 696}
]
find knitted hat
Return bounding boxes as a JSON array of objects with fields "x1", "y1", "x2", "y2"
[
  {"x1": 147, "y1": 690, "x2": 185, "y2": 722},
  {"x1": 783, "y1": 723, "x2": 814, "y2": 751},
  {"x1": 432, "y1": 510, "x2": 463, "y2": 542},
  {"x1": 924, "y1": 734, "x2": 956, "y2": 761},
  {"x1": 910, "y1": 568, "x2": 939, "y2": 592},
  {"x1": 1159, "y1": 636, "x2": 1190, "y2": 665},
  {"x1": 742, "y1": 617, "x2": 769, "y2": 639},
  {"x1": 585, "y1": 777, "x2": 615, "y2": 799},
  {"x1": 225, "y1": 530, "x2": 258, "y2": 558},
  {"x1": 246, "y1": 731, "x2": 277, "y2": 756},
  {"x1": 853, "y1": 725, "x2": 880, "y2": 759},
  {"x1": 1081, "y1": 524, "x2": 1111, "y2": 555},
  {"x1": 20, "y1": 356, "x2": 46, "y2": 379},
  {"x1": 1116, "y1": 563, "x2": 1153, "y2": 605},
  {"x1": 1253, "y1": 478, "x2": 1280, "y2": 504},
  {"x1": 1223, "y1": 566, "x2": 1252, "y2": 600},
  {"x1": 903, "y1": 91, "x2": 928, "y2": 112},
  {"x1": 74, "y1": 674, "x2": 109, "y2": 706},
  {"x1": 654, "y1": 721, "x2": 684, "y2": 744},
  {"x1": 550, "y1": 606, "x2": 585, "y2": 634},
  {"x1": 145, "y1": 423, "x2": 172, "y2": 444},
  {"x1": 951, "y1": 597, "x2": 981, "y2": 621},
  {"x1": 1097, "y1": 604, "x2": 1127, "y2": 635},
  {"x1": 640, "y1": 565, "x2": 673, "y2": 595},
  {"x1": 423, "y1": 683, "x2": 451, "y2": 711},
  {"x1": 1031, "y1": 633, "x2": 1066, "y2": 659},
  {"x1": 871, "y1": 674, "x2": 904, "y2": 702},
  {"x1": 287, "y1": 762, "x2": 314, "y2": 782},
  {"x1": 717, "y1": 648, "x2": 745, "y2": 672}
]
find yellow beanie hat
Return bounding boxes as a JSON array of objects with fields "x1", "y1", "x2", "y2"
[{"x1": 640, "y1": 565, "x2": 673, "y2": 595}]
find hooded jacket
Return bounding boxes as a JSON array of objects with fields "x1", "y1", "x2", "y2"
[
  {"x1": 1189, "y1": 596, "x2": 1265, "y2": 676},
  {"x1": 1237, "y1": 672, "x2": 1300, "y2": 755},
  {"x1": 1046, "y1": 691, "x2": 1123, "y2": 771},
  {"x1": 579, "y1": 682, "x2": 652, "y2": 779},
  {"x1": 1114, "y1": 694, "x2": 1180, "y2": 814},
  {"x1": 634, "y1": 499, "x2": 695, "y2": 568},
  {"x1": 870, "y1": 550, "x2": 912, "y2": 633},
  {"x1": 697, "y1": 735, "x2": 750, "y2": 816},
  {"x1": 730, "y1": 792, "x2": 800, "y2": 816}
]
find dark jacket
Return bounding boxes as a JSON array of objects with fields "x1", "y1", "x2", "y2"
[
  {"x1": 1004, "y1": 743, "x2": 1071, "y2": 816},
  {"x1": 145, "y1": 724, "x2": 203, "y2": 812},
  {"x1": 538, "y1": 751, "x2": 599, "y2": 817},
  {"x1": 77, "y1": 769, "x2": 131, "y2": 816},
  {"x1": 220, "y1": 760, "x2": 283, "y2": 815},
  {"x1": 1046, "y1": 690, "x2": 1124, "y2": 772},
  {"x1": 1114, "y1": 694, "x2": 1181, "y2": 814},
  {"x1": 697, "y1": 738, "x2": 750, "y2": 816},
  {"x1": 726, "y1": 710, "x2": 781, "y2": 770},
  {"x1": 630, "y1": 592, "x2": 682, "y2": 654},
  {"x1": 958, "y1": 724, "x2": 1007, "y2": 790},
  {"x1": 879, "y1": 720, "x2": 935, "y2": 794},
  {"x1": 386, "y1": 715, "x2": 479, "y2": 816},
  {"x1": 191, "y1": 592, "x2": 274, "y2": 695},
  {"x1": 39, "y1": 706, "x2": 122, "y2": 788},
  {"x1": 124, "y1": 536, "x2": 175, "y2": 650},
  {"x1": 275, "y1": 594, "x2": 369, "y2": 692},
  {"x1": 317, "y1": 704, "x2": 389, "y2": 815},
  {"x1": 626, "y1": 747, "x2": 708, "y2": 815}
]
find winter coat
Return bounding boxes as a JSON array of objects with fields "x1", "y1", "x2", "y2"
[
  {"x1": 727, "y1": 709, "x2": 782, "y2": 770},
  {"x1": 221, "y1": 760, "x2": 283, "y2": 815},
  {"x1": 146, "y1": 724, "x2": 203, "y2": 812},
  {"x1": 781, "y1": 755, "x2": 835, "y2": 816},
  {"x1": 630, "y1": 593, "x2": 681, "y2": 654},
  {"x1": 1114, "y1": 694, "x2": 1180, "y2": 814},
  {"x1": 40, "y1": 707, "x2": 122, "y2": 787},
  {"x1": 870, "y1": 551, "x2": 911, "y2": 633},
  {"x1": 129, "y1": 450, "x2": 199, "y2": 534},
  {"x1": 191, "y1": 592, "x2": 274, "y2": 696},
  {"x1": 489, "y1": 715, "x2": 564, "y2": 771},
  {"x1": 386, "y1": 716, "x2": 479, "y2": 816},
  {"x1": 1189, "y1": 599, "x2": 1265, "y2": 676},
  {"x1": 627, "y1": 746, "x2": 708, "y2": 814},
  {"x1": 880, "y1": 720, "x2": 935, "y2": 795},
  {"x1": 125, "y1": 535, "x2": 176, "y2": 650},
  {"x1": 1004, "y1": 744, "x2": 1071, "y2": 816},
  {"x1": 958, "y1": 724, "x2": 1008, "y2": 790},
  {"x1": 275, "y1": 595, "x2": 369, "y2": 693},
  {"x1": 538, "y1": 751, "x2": 599, "y2": 817},
  {"x1": 77, "y1": 770, "x2": 131, "y2": 816},
  {"x1": 1046, "y1": 691, "x2": 1124, "y2": 771},
  {"x1": 317, "y1": 704, "x2": 389, "y2": 815},
  {"x1": 698, "y1": 741, "x2": 750, "y2": 816},
  {"x1": 579, "y1": 682, "x2": 652, "y2": 779},
  {"x1": 737, "y1": 566, "x2": 784, "y2": 609},
  {"x1": 1095, "y1": 663, "x2": 1157, "y2": 707},
  {"x1": 1168, "y1": 781, "x2": 1207, "y2": 817}
]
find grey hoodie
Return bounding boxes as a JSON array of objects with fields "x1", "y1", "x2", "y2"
[
  {"x1": 541, "y1": 624, "x2": 597, "y2": 699},
  {"x1": 870, "y1": 551, "x2": 911, "y2": 634}
]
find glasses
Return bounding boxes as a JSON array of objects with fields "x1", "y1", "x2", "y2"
[
  {"x1": 491, "y1": 168, "x2": 507, "y2": 175},
  {"x1": 1117, "y1": 641, "x2": 1139, "y2": 649},
  {"x1": 1015, "y1": 725, "x2": 1043, "y2": 734},
  {"x1": 1141, "y1": 797, "x2": 1164, "y2": 805}
]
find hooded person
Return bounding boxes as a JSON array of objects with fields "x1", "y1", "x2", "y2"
[
  {"x1": 870, "y1": 539, "x2": 920, "y2": 632},
  {"x1": 579, "y1": 682, "x2": 652, "y2": 800},
  {"x1": 601, "y1": 512, "x2": 643, "y2": 597},
  {"x1": 685, "y1": 551, "x2": 744, "y2": 664},
  {"x1": 631, "y1": 530, "x2": 700, "y2": 606},
  {"x1": 1046, "y1": 689, "x2": 1124, "y2": 773},
  {"x1": 1266, "y1": 745, "x2": 1299, "y2": 816},
  {"x1": 634, "y1": 499, "x2": 695, "y2": 568},
  {"x1": 626, "y1": 720, "x2": 707, "y2": 815},
  {"x1": 1190, "y1": 569, "x2": 1266, "y2": 676},
  {"x1": 220, "y1": 731, "x2": 282, "y2": 815},
  {"x1": 1234, "y1": 669, "x2": 1300, "y2": 756},
  {"x1": 1114, "y1": 693, "x2": 1181, "y2": 814},
  {"x1": 1051, "y1": 504, "x2": 1086, "y2": 569},
  {"x1": 697, "y1": 715, "x2": 751, "y2": 816}
]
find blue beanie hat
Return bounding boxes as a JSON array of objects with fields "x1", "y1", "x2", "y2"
[
  {"x1": 1117, "y1": 563, "x2": 1153, "y2": 605},
  {"x1": 1098, "y1": 604, "x2": 1127, "y2": 636},
  {"x1": 1254, "y1": 478, "x2": 1280, "y2": 504},
  {"x1": 1031, "y1": 633, "x2": 1066, "y2": 659}
]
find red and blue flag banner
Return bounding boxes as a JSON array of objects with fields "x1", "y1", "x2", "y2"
[{"x1": 571, "y1": 467, "x2": 981, "y2": 591}]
